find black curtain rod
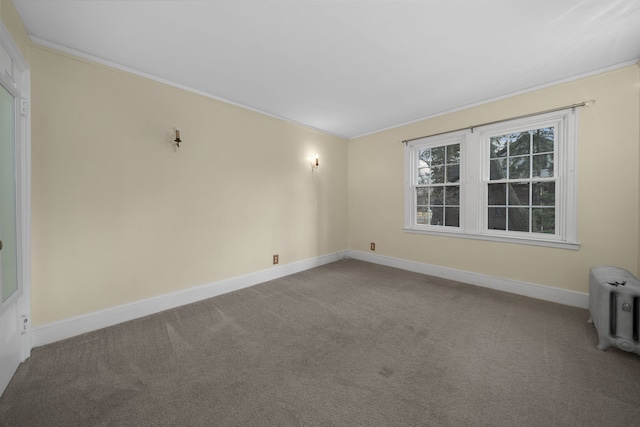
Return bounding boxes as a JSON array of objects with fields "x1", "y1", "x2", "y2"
[{"x1": 400, "y1": 99, "x2": 595, "y2": 145}]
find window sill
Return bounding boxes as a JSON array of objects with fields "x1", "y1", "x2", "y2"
[{"x1": 403, "y1": 227, "x2": 580, "y2": 250}]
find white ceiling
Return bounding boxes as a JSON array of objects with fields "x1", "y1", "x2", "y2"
[{"x1": 13, "y1": 0, "x2": 640, "y2": 139}]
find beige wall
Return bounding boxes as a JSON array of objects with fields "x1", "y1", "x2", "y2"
[
  {"x1": 349, "y1": 65, "x2": 640, "y2": 294},
  {"x1": 29, "y1": 46, "x2": 348, "y2": 325}
]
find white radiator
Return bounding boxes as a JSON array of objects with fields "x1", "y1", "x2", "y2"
[{"x1": 589, "y1": 266, "x2": 640, "y2": 355}]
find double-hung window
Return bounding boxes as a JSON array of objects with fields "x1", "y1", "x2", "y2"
[
  {"x1": 404, "y1": 109, "x2": 578, "y2": 249},
  {"x1": 415, "y1": 137, "x2": 462, "y2": 228}
]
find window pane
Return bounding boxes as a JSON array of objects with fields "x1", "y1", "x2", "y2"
[
  {"x1": 0, "y1": 84, "x2": 18, "y2": 303},
  {"x1": 533, "y1": 153, "x2": 554, "y2": 178},
  {"x1": 532, "y1": 208, "x2": 555, "y2": 233},
  {"x1": 447, "y1": 144, "x2": 460, "y2": 164},
  {"x1": 418, "y1": 170, "x2": 430, "y2": 184},
  {"x1": 532, "y1": 182, "x2": 555, "y2": 206},
  {"x1": 418, "y1": 166, "x2": 430, "y2": 184},
  {"x1": 508, "y1": 208, "x2": 529, "y2": 232},
  {"x1": 490, "y1": 136, "x2": 508, "y2": 158},
  {"x1": 490, "y1": 158, "x2": 507, "y2": 180},
  {"x1": 508, "y1": 157, "x2": 530, "y2": 179},
  {"x1": 416, "y1": 187, "x2": 429, "y2": 206},
  {"x1": 488, "y1": 207, "x2": 506, "y2": 230},
  {"x1": 418, "y1": 149, "x2": 431, "y2": 184},
  {"x1": 418, "y1": 155, "x2": 427, "y2": 182},
  {"x1": 430, "y1": 187, "x2": 444, "y2": 205},
  {"x1": 417, "y1": 206, "x2": 433, "y2": 225},
  {"x1": 419, "y1": 148, "x2": 431, "y2": 162},
  {"x1": 430, "y1": 207, "x2": 444, "y2": 226},
  {"x1": 431, "y1": 146, "x2": 445, "y2": 165},
  {"x1": 445, "y1": 207, "x2": 460, "y2": 227},
  {"x1": 508, "y1": 182, "x2": 529, "y2": 206},
  {"x1": 447, "y1": 164, "x2": 460, "y2": 183},
  {"x1": 488, "y1": 183, "x2": 506, "y2": 205},
  {"x1": 445, "y1": 185, "x2": 459, "y2": 205},
  {"x1": 509, "y1": 132, "x2": 530, "y2": 156},
  {"x1": 431, "y1": 166, "x2": 445, "y2": 184},
  {"x1": 533, "y1": 128, "x2": 554, "y2": 153}
]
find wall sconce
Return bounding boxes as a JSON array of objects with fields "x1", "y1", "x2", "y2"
[
  {"x1": 311, "y1": 154, "x2": 319, "y2": 170},
  {"x1": 174, "y1": 129, "x2": 182, "y2": 148}
]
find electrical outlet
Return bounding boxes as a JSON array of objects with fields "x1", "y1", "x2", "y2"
[
  {"x1": 370, "y1": 242, "x2": 375, "y2": 251},
  {"x1": 273, "y1": 254, "x2": 279, "y2": 265}
]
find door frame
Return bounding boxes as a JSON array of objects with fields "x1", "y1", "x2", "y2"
[{"x1": 0, "y1": 20, "x2": 32, "y2": 375}]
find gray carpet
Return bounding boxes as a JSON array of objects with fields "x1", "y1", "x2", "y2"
[{"x1": 1, "y1": 259, "x2": 639, "y2": 426}]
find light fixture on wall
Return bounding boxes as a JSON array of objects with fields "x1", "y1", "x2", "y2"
[
  {"x1": 174, "y1": 129, "x2": 182, "y2": 148},
  {"x1": 311, "y1": 154, "x2": 319, "y2": 170}
]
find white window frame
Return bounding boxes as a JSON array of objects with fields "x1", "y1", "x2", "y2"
[
  {"x1": 404, "y1": 108, "x2": 579, "y2": 250},
  {"x1": 405, "y1": 131, "x2": 467, "y2": 234}
]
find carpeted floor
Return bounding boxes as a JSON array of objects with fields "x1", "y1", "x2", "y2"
[{"x1": 1, "y1": 259, "x2": 639, "y2": 426}]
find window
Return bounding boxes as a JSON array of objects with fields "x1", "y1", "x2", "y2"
[
  {"x1": 487, "y1": 127, "x2": 556, "y2": 234},
  {"x1": 404, "y1": 109, "x2": 578, "y2": 249},
  {"x1": 416, "y1": 141, "x2": 461, "y2": 227}
]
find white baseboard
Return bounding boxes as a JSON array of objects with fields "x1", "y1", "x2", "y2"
[
  {"x1": 32, "y1": 249, "x2": 587, "y2": 347},
  {"x1": 346, "y1": 250, "x2": 589, "y2": 309},
  {"x1": 32, "y1": 251, "x2": 349, "y2": 347}
]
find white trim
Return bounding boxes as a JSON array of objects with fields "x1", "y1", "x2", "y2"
[
  {"x1": 350, "y1": 59, "x2": 639, "y2": 140},
  {"x1": 402, "y1": 227, "x2": 580, "y2": 250},
  {"x1": 19, "y1": 78, "x2": 31, "y2": 357},
  {"x1": 32, "y1": 251, "x2": 348, "y2": 347},
  {"x1": 29, "y1": 37, "x2": 347, "y2": 140},
  {"x1": 32, "y1": 248, "x2": 587, "y2": 347},
  {"x1": 346, "y1": 250, "x2": 588, "y2": 309}
]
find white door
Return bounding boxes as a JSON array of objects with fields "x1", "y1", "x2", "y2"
[
  {"x1": 0, "y1": 80, "x2": 23, "y2": 395},
  {"x1": 0, "y1": 23, "x2": 30, "y2": 397}
]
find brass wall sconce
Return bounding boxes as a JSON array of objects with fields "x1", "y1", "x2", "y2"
[
  {"x1": 174, "y1": 129, "x2": 182, "y2": 148},
  {"x1": 311, "y1": 154, "x2": 319, "y2": 170}
]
